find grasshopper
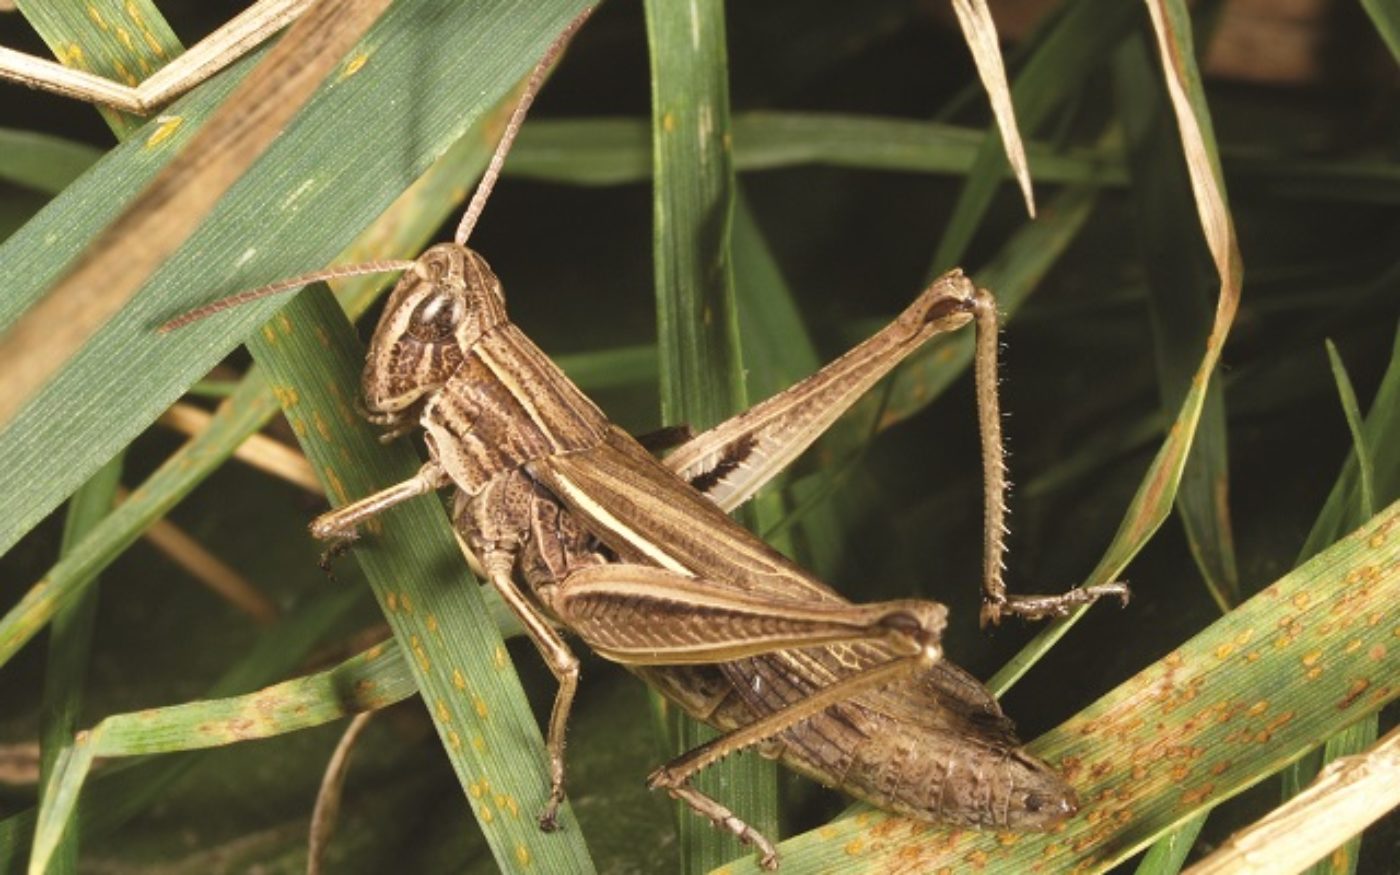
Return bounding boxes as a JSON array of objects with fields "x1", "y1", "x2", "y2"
[{"x1": 168, "y1": 9, "x2": 1126, "y2": 869}]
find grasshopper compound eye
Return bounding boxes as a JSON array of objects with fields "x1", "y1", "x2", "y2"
[{"x1": 405, "y1": 293, "x2": 465, "y2": 344}]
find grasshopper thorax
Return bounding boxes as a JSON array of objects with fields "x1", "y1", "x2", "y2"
[{"x1": 361, "y1": 243, "x2": 507, "y2": 427}]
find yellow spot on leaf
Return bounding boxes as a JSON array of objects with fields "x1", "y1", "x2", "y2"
[
  {"x1": 493, "y1": 645, "x2": 508, "y2": 670},
  {"x1": 385, "y1": 592, "x2": 399, "y2": 612},
  {"x1": 662, "y1": 111, "x2": 676, "y2": 132},
  {"x1": 435, "y1": 699, "x2": 451, "y2": 723},
  {"x1": 1292, "y1": 592, "x2": 1311, "y2": 609},
  {"x1": 472, "y1": 734, "x2": 486, "y2": 753},
  {"x1": 448, "y1": 730, "x2": 462, "y2": 750},
  {"x1": 426, "y1": 614, "x2": 439, "y2": 634},
  {"x1": 86, "y1": 5, "x2": 109, "y2": 31},
  {"x1": 514, "y1": 844, "x2": 532, "y2": 867},
  {"x1": 468, "y1": 778, "x2": 489, "y2": 798},
  {"x1": 452, "y1": 668, "x2": 467, "y2": 690},
  {"x1": 473, "y1": 695, "x2": 489, "y2": 718},
  {"x1": 340, "y1": 52, "x2": 370, "y2": 80},
  {"x1": 843, "y1": 839, "x2": 864, "y2": 856},
  {"x1": 1301, "y1": 650, "x2": 1322, "y2": 667},
  {"x1": 399, "y1": 592, "x2": 413, "y2": 613}
]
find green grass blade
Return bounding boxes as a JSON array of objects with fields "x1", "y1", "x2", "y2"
[
  {"x1": 1360, "y1": 0, "x2": 1400, "y2": 63},
  {"x1": 990, "y1": 0, "x2": 1243, "y2": 695},
  {"x1": 0, "y1": 130, "x2": 100, "y2": 195},
  {"x1": 29, "y1": 641, "x2": 414, "y2": 874},
  {"x1": 713, "y1": 500, "x2": 1400, "y2": 873},
  {"x1": 25, "y1": 10, "x2": 155, "y2": 861},
  {"x1": 37, "y1": 456, "x2": 122, "y2": 875},
  {"x1": 1116, "y1": 30, "x2": 1239, "y2": 613},
  {"x1": 0, "y1": 0, "x2": 591, "y2": 561},
  {"x1": 930, "y1": 0, "x2": 1141, "y2": 272},
  {"x1": 644, "y1": 1, "x2": 778, "y2": 869},
  {"x1": 1133, "y1": 812, "x2": 1208, "y2": 875},
  {"x1": 1285, "y1": 334, "x2": 1395, "y2": 875},
  {"x1": 1324, "y1": 341, "x2": 1376, "y2": 521},
  {"x1": 247, "y1": 285, "x2": 595, "y2": 872}
]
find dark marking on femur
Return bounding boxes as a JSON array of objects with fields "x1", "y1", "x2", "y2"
[
  {"x1": 923, "y1": 295, "x2": 975, "y2": 324},
  {"x1": 689, "y1": 432, "x2": 758, "y2": 495}
]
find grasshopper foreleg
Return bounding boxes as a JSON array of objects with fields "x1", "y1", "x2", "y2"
[
  {"x1": 456, "y1": 472, "x2": 589, "y2": 831},
  {"x1": 309, "y1": 462, "x2": 451, "y2": 544}
]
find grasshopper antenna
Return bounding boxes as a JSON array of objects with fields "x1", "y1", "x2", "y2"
[
  {"x1": 454, "y1": 6, "x2": 595, "y2": 246},
  {"x1": 157, "y1": 260, "x2": 415, "y2": 332},
  {"x1": 161, "y1": 6, "x2": 594, "y2": 333}
]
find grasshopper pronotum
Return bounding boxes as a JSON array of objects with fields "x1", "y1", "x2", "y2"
[{"x1": 156, "y1": 8, "x2": 1127, "y2": 869}]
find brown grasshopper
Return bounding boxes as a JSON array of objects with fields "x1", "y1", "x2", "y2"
[{"x1": 169, "y1": 9, "x2": 1126, "y2": 869}]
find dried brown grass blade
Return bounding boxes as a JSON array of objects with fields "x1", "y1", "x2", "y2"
[
  {"x1": 159, "y1": 402, "x2": 320, "y2": 493},
  {"x1": 1183, "y1": 724, "x2": 1400, "y2": 875},
  {"x1": 949, "y1": 0, "x2": 1035, "y2": 216},
  {"x1": 0, "y1": 0, "x2": 392, "y2": 429},
  {"x1": 307, "y1": 711, "x2": 375, "y2": 875}
]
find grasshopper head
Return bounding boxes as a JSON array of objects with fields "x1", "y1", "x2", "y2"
[{"x1": 360, "y1": 243, "x2": 507, "y2": 428}]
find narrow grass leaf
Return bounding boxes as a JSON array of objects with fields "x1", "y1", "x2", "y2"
[
  {"x1": 1115, "y1": 30, "x2": 1239, "y2": 613},
  {"x1": 0, "y1": 130, "x2": 100, "y2": 194},
  {"x1": 1133, "y1": 813, "x2": 1208, "y2": 875},
  {"x1": 505, "y1": 114, "x2": 1400, "y2": 203},
  {"x1": 1359, "y1": 0, "x2": 1400, "y2": 63},
  {"x1": 37, "y1": 456, "x2": 122, "y2": 875},
  {"x1": 22, "y1": 8, "x2": 166, "y2": 869},
  {"x1": 644, "y1": 1, "x2": 778, "y2": 868},
  {"x1": 716, "y1": 501, "x2": 1400, "y2": 873},
  {"x1": 1324, "y1": 341, "x2": 1376, "y2": 521},
  {"x1": 247, "y1": 286, "x2": 596, "y2": 871},
  {"x1": 1286, "y1": 335, "x2": 1394, "y2": 875},
  {"x1": 991, "y1": 0, "x2": 1244, "y2": 694},
  {"x1": 4, "y1": 579, "x2": 367, "y2": 875},
  {"x1": 29, "y1": 642, "x2": 414, "y2": 873}
]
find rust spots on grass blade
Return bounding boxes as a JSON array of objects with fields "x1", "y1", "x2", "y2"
[
  {"x1": 340, "y1": 51, "x2": 371, "y2": 80},
  {"x1": 1338, "y1": 677, "x2": 1370, "y2": 709}
]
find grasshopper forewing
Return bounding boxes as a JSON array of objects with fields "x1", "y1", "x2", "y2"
[{"x1": 169, "y1": 8, "x2": 1125, "y2": 868}]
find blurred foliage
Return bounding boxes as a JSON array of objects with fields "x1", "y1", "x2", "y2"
[{"x1": 1, "y1": 1, "x2": 1396, "y2": 873}]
